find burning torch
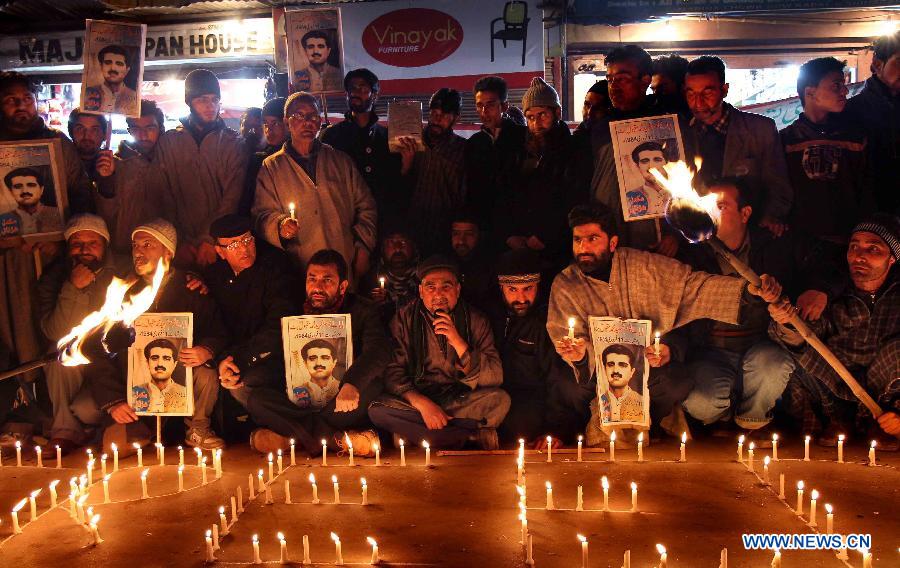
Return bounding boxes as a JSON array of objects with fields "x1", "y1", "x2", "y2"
[{"x1": 658, "y1": 162, "x2": 883, "y2": 418}]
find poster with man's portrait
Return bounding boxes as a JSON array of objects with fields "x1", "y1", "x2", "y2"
[
  {"x1": 609, "y1": 114, "x2": 685, "y2": 222},
  {"x1": 589, "y1": 316, "x2": 651, "y2": 429},
  {"x1": 128, "y1": 313, "x2": 194, "y2": 417},
  {"x1": 0, "y1": 139, "x2": 66, "y2": 241},
  {"x1": 285, "y1": 8, "x2": 345, "y2": 94},
  {"x1": 81, "y1": 19, "x2": 147, "y2": 118},
  {"x1": 282, "y1": 314, "x2": 353, "y2": 409}
]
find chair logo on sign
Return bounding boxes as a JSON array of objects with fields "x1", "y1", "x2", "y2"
[{"x1": 362, "y1": 9, "x2": 463, "y2": 67}]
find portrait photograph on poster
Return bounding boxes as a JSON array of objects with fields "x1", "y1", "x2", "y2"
[
  {"x1": 285, "y1": 8, "x2": 345, "y2": 94},
  {"x1": 0, "y1": 139, "x2": 67, "y2": 240},
  {"x1": 81, "y1": 19, "x2": 147, "y2": 117},
  {"x1": 282, "y1": 314, "x2": 353, "y2": 409},
  {"x1": 589, "y1": 316, "x2": 652, "y2": 429},
  {"x1": 609, "y1": 114, "x2": 685, "y2": 222},
  {"x1": 128, "y1": 313, "x2": 194, "y2": 417}
]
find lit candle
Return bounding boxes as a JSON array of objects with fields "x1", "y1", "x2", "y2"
[
  {"x1": 238, "y1": 485, "x2": 244, "y2": 512},
  {"x1": 869, "y1": 440, "x2": 876, "y2": 466},
  {"x1": 771, "y1": 548, "x2": 781, "y2": 568},
  {"x1": 303, "y1": 535, "x2": 311, "y2": 564},
  {"x1": 289, "y1": 202, "x2": 296, "y2": 220},
  {"x1": 654, "y1": 331, "x2": 661, "y2": 356},
  {"x1": 310, "y1": 473, "x2": 319, "y2": 504},
  {"x1": 837, "y1": 434, "x2": 844, "y2": 463},
  {"x1": 177, "y1": 445, "x2": 184, "y2": 467},
  {"x1": 737, "y1": 435, "x2": 744, "y2": 462},
  {"x1": 602, "y1": 476, "x2": 610, "y2": 511},
  {"x1": 331, "y1": 532, "x2": 344, "y2": 566},
  {"x1": 763, "y1": 456, "x2": 770, "y2": 485},
  {"x1": 111, "y1": 443, "x2": 118, "y2": 472},
  {"x1": 423, "y1": 440, "x2": 431, "y2": 467},
  {"x1": 578, "y1": 534, "x2": 588, "y2": 568},
  {"x1": 804, "y1": 435, "x2": 810, "y2": 461},
  {"x1": 49, "y1": 479, "x2": 59, "y2": 507},
  {"x1": 748, "y1": 442, "x2": 755, "y2": 472},
  {"x1": 526, "y1": 534, "x2": 534, "y2": 565},
  {"x1": 277, "y1": 449, "x2": 284, "y2": 474},
  {"x1": 215, "y1": 449, "x2": 222, "y2": 478},
  {"x1": 322, "y1": 439, "x2": 328, "y2": 466},
  {"x1": 545, "y1": 481, "x2": 554, "y2": 510},
  {"x1": 205, "y1": 529, "x2": 215, "y2": 563},
  {"x1": 231, "y1": 496, "x2": 238, "y2": 521},
  {"x1": 778, "y1": 473, "x2": 785, "y2": 500},
  {"x1": 258, "y1": 469, "x2": 265, "y2": 495},
  {"x1": 638, "y1": 432, "x2": 644, "y2": 462},
  {"x1": 679, "y1": 432, "x2": 687, "y2": 462},
  {"x1": 88, "y1": 514, "x2": 102, "y2": 545},
  {"x1": 378, "y1": 276, "x2": 386, "y2": 289},
  {"x1": 15, "y1": 440, "x2": 21, "y2": 466},
  {"x1": 374, "y1": 443, "x2": 381, "y2": 466},
  {"x1": 796, "y1": 481, "x2": 805, "y2": 514},
  {"x1": 361, "y1": 477, "x2": 368, "y2": 505},
  {"x1": 219, "y1": 506, "x2": 229, "y2": 535},
  {"x1": 76, "y1": 494, "x2": 88, "y2": 523},
  {"x1": 284, "y1": 479, "x2": 292, "y2": 504},
  {"x1": 135, "y1": 443, "x2": 143, "y2": 468},
  {"x1": 195, "y1": 447, "x2": 203, "y2": 467},
  {"x1": 825, "y1": 504, "x2": 833, "y2": 534},
  {"x1": 252, "y1": 534, "x2": 262, "y2": 564},
  {"x1": 567, "y1": 317, "x2": 576, "y2": 339},
  {"x1": 35, "y1": 446, "x2": 43, "y2": 468},
  {"x1": 213, "y1": 524, "x2": 222, "y2": 553},
  {"x1": 656, "y1": 543, "x2": 667, "y2": 568},
  {"x1": 268, "y1": 452, "x2": 275, "y2": 482},
  {"x1": 29, "y1": 488, "x2": 41, "y2": 521},
  {"x1": 248, "y1": 473, "x2": 256, "y2": 499},
  {"x1": 367, "y1": 536, "x2": 379, "y2": 565},
  {"x1": 87, "y1": 458, "x2": 95, "y2": 485},
  {"x1": 577, "y1": 435, "x2": 583, "y2": 462},
  {"x1": 141, "y1": 468, "x2": 149, "y2": 499},
  {"x1": 610, "y1": 431, "x2": 616, "y2": 462},
  {"x1": 201, "y1": 457, "x2": 208, "y2": 485},
  {"x1": 103, "y1": 474, "x2": 111, "y2": 503},
  {"x1": 809, "y1": 489, "x2": 819, "y2": 526},
  {"x1": 623, "y1": 550, "x2": 631, "y2": 568},
  {"x1": 546, "y1": 436, "x2": 552, "y2": 462},
  {"x1": 278, "y1": 532, "x2": 288, "y2": 564},
  {"x1": 517, "y1": 456, "x2": 524, "y2": 486},
  {"x1": 630, "y1": 482, "x2": 638, "y2": 512},
  {"x1": 861, "y1": 548, "x2": 872, "y2": 568},
  {"x1": 519, "y1": 509, "x2": 527, "y2": 545},
  {"x1": 56, "y1": 444, "x2": 62, "y2": 469},
  {"x1": 178, "y1": 465, "x2": 185, "y2": 492},
  {"x1": 399, "y1": 438, "x2": 406, "y2": 466},
  {"x1": 290, "y1": 438, "x2": 296, "y2": 466},
  {"x1": 576, "y1": 485, "x2": 584, "y2": 511},
  {"x1": 771, "y1": 434, "x2": 779, "y2": 461},
  {"x1": 332, "y1": 475, "x2": 341, "y2": 504},
  {"x1": 156, "y1": 443, "x2": 165, "y2": 466},
  {"x1": 100, "y1": 453, "x2": 107, "y2": 476}
]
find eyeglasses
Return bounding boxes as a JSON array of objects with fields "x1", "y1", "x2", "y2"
[
  {"x1": 218, "y1": 235, "x2": 254, "y2": 251},
  {"x1": 289, "y1": 111, "x2": 320, "y2": 122}
]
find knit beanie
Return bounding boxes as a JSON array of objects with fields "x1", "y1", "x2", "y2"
[
  {"x1": 521, "y1": 77, "x2": 560, "y2": 112},
  {"x1": 853, "y1": 214, "x2": 900, "y2": 260},
  {"x1": 64, "y1": 213, "x2": 110, "y2": 242},
  {"x1": 262, "y1": 97, "x2": 287, "y2": 119},
  {"x1": 132, "y1": 219, "x2": 178, "y2": 255},
  {"x1": 184, "y1": 69, "x2": 220, "y2": 105}
]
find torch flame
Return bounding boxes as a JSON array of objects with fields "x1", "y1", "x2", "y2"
[
  {"x1": 652, "y1": 160, "x2": 721, "y2": 243},
  {"x1": 56, "y1": 258, "x2": 169, "y2": 366}
]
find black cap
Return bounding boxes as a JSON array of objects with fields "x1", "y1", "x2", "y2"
[
  {"x1": 184, "y1": 69, "x2": 220, "y2": 105},
  {"x1": 262, "y1": 97, "x2": 287, "y2": 119},
  {"x1": 416, "y1": 254, "x2": 459, "y2": 280},
  {"x1": 429, "y1": 88, "x2": 461, "y2": 115},
  {"x1": 496, "y1": 249, "x2": 541, "y2": 285},
  {"x1": 210, "y1": 214, "x2": 252, "y2": 240}
]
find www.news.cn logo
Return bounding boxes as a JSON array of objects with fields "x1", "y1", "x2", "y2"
[{"x1": 742, "y1": 533, "x2": 872, "y2": 550}]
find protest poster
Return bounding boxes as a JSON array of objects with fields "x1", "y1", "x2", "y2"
[
  {"x1": 609, "y1": 114, "x2": 685, "y2": 221},
  {"x1": 387, "y1": 100, "x2": 425, "y2": 151},
  {"x1": 282, "y1": 314, "x2": 353, "y2": 409},
  {"x1": 589, "y1": 316, "x2": 651, "y2": 428},
  {"x1": 81, "y1": 19, "x2": 147, "y2": 117},
  {"x1": 128, "y1": 312, "x2": 194, "y2": 417},
  {"x1": 285, "y1": 8, "x2": 345, "y2": 94},
  {"x1": 0, "y1": 139, "x2": 66, "y2": 241}
]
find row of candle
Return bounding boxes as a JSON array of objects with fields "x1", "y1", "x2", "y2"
[
  {"x1": 539, "y1": 432, "x2": 688, "y2": 464},
  {"x1": 533, "y1": 478, "x2": 639, "y2": 513},
  {"x1": 737, "y1": 433, "x2": 879, "y2": 466},
  {"x1": 205, "y1": 531, "x2": 380, "y2": 565}
]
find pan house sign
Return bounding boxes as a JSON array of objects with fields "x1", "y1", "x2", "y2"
[
  {"x1": 1, "y1": 18, "x2": 275, "y2": 70},
  {"x1": 361, "y1": 8, "x2": 464, "y2": 67}
]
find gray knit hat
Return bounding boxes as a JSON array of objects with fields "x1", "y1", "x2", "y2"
[
  {"x1": 132, "y1": 218, "x2": 177, "y2": 255},
  {"x1": 184, "y1": 69, "x2": 220, "y2": 105},
  {"x1": 64, "y1": 213, "x2": 110, "y2": 242},
  {"x1": 522, "y1": 77, "x2": 560, "y2": 112}
]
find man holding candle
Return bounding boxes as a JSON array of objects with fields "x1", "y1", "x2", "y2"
[
  {"x1": 253, "y1": 91, "x2": 377, "y2": 281},
  {"x1": 369, "y1": 255, "x2": 508, "y2": 450},
  {"x1": 247, "y1": 249, "x2": 390, "y2": 456},
  {"x1": 548, "y1": 203, "x2": 782, "y2": 445},
  {"x1": 360, "y1": 224, "x2": 420, "y2": 326}
]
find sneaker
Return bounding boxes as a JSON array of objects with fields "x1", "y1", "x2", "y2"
[
  {"x1": 249, "y1": 428, "x2": 290, "y2": 455},
  {"x1": 185, "y1": 427, "x2": 225, "y2": 450},
  {"x1": 474, "y1": 428, "x2": 499, "y2": 451},
  {"x1": 336, "y1": 429, "x2": 380, "y2": 457}
]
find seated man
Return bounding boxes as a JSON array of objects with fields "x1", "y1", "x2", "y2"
[
  {"x1": 369, "y1": 255, "x2": 509, "y2": 450},
  {"x1": 82, "y1": 219, "x2": 227, "y2": 452},
  {"x1": 37, "y1": 214, "x2": 121, "y2": 454},
  {"x1": 361, "y1": 224, "x2": 420, "y2": 326},
  {"x1": 449, "y1": 213, "x2": 496, "y2": 312},
  {"x1": 548, "y1": 204, "x2": 779, "y2": 445},
  {"x1": 247, "y1": 249, "x2": 390, "y2": 456},
  {"x1": 492, "y1": 249, "x2": 588, "y2": 447},
  {"x1": 205, "y1": 215, "x2": 296, "y2": 409},
  {"x1": 678, "y1": 177, "x2": 842, "y2": 444},
  {"x1": 771, "y1": 214, "x2": 900, "y2": 450}
]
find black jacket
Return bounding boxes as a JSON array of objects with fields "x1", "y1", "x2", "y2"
[{"x1": 464, "y1": 117, "x2": 528, "y2": 231}]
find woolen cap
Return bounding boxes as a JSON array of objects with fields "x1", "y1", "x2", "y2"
[
  {"x1": 416, "y1": 254, "x2": 459, "y2": 280},
  {"x1": 184, "y1": 69, "x2": 220, "y2": 105},
  {"x1": 496, "y1": 249, "x2": 541, "y2": 285},
  {"x1": 853, "y1": 214, "x2": 900, "y2": 260},
  {"x1": 132, "y1": 218, "x2": 177, "y2": 255},
  {"x1": 262, "y1": 97, "x2": 287, "y2": 119},
  {"x1": 521, "y1": 77, "x2": 560, "y2": 112},
  {"x1": 210, "y1": 215, "x2": 252, "y2": 241},
  {"x1": 64, "y1": 213, "x2": 110, "y2": 242}
]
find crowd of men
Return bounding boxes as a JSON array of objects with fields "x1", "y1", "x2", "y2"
[{"x1": 0, "y1": 32, "x2": 898, "y2": 460}]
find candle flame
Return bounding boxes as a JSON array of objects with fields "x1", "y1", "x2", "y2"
[
  {"x1": 218, "y1": 505, "x2": 225, "y2": 514},
  {"x1": 309, "y1": 473, "x2": 316, "y2": 483},
  {"x1": 103, "y1": 474, "x2": 110, "y2": 482},
  {"x1": 516, "y1": 486, "x2": 525, "y2": 496},
  {"x1": 178, "y1": 465, "x2": 184, "y2": 473},
  {"x1": 49, "y1": 480, "x2": 59, "y2": 488},
  {"x1": 321, "y1": 438, "x2": 327, "y2": 446},
  {"x1": 825, "y1": 503, "x2": 833, "y2": 513},
  {"x1": 278, "y1": 531, "x2": 285, "y2": 541},
  {"x1": 133, "y1": 442, "x2": 140, "y2": 449},
  {"x1": 258, "y1": 469, "x2": 263, "y2": 477},
  {"x1": 805, "y1": 435, "x2": 811, "y2": 441},
  {"x1": 610, "y1": 431, "x2": 616, "y2": 442},
  {"x1": 15, "y1": 440, "x2": 20, "y2": 449},
  {"x1": 268, "y1": 452, "x2": 273, "y2": 461},
  {"x1": 361, "y1": 477, "x2": 367, "y2": 486},
  {"x1": 331, "y1": 475, "x2": 338, "y2": 483},
  {"x1": 141, "y1": 468, "x2": 149, "y2": 479},
  {"x1": 30, "y1": 488, "x2": 42, "y2": 498},
  {"x1": 838, "y1": 434, "x2": 845, "y2": 441},
  {"x1": 631, "y1": 482, "x2": 637, "y2": 490},
  {"x1": 772, "y1": 433, "x2": 779, "y2": 441},
  {"x1": 330, "y1": 532, "x2": 340, "y2": 543},
  {"x1": 602, "y1": 476, "x2": 609, "y2": 489},
  {"x1": 638, "y1": 432, "x2": 644, "y2": 442},
  {"x1": 797, "y1": 480, "x2": 805, "y2": 490},
  {"x1": 12, "y1": 498, "x2": 27, "y2": 512},
  {"x1": 811, "y1": 489, "x2": 819, "y2": 500},
  {"x1": 206, "y1": 529, "x2": 212, "y2": 538},
  {"x1": 681, "y1": 432, "x2": 687, "y2": 443},
  {"x1": 57, "y1": 258, "x2": 168, "y2": 366},
  {"x1": 35, "y1": 446, "x2": 41, "y2": 453},
  {"x1": 90, "y1": 514, "x2": 100, "y2": 526},
  {"x1": 289, "y1": 438, "x2": 295, "y2": 445},
  {"x1": 252, "y1": 534, "x2": 259, "y2": 543},
  {"x1": 567, "y1": 317, "x2": 576, "y2": 328},
  {"x1": 871, "y1": 440, "x2": 877, "y2": 448},
  {"x1": 577, "y1": 534, "x2": 587, "y2": 543},
  {"x1": 277, "y1": 449, "x2": 282, "y2": 456},
  {"x1": 422, "y1": 440, "x2": 430, "y2": 449},
  {"x1": 367, "y1": 537, "x2": 377, "y2": 546},
  {"x1": 656, "y1": 544, "x2": 667, "y2": 555},
  {"x1": 545, "y1": 481, "x2": 552, "y2": 489},
  {"x1": 578, "y1": 434, "x2": 583, "y2": 442},
  {"x1": 764, "y1": 456, "x2": 770, "y2": 465},
  {"x1": 749, "y1": 442, "x2": 755, "y2": 450}
]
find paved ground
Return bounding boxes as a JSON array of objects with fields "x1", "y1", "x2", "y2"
[{"x1": 0, "y1": 437, "x2": 897, "y2": 567}]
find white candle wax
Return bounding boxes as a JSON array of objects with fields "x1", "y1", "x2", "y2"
[
  {"x1": 379, "y1": 276, "x2": 386, "y2": 289},
  {"x1": 610, "y1": 431, "x2": 616, "y2": 462},
  {"x1": 631, "y1": 482, "x2": 638, "y2": 512},
  {"x1": 546, "y1": 436, "x2": 552, "y2": 462},
  {"x1": 177, "y1": 445, "x2": 184, "y2": 467},
  {"x1": 103, "y1": 475, "x2": 110, "y2": 503},
  {"x1": 279, "y1": 532, "x2": 288, "y2": 564},
  {"x1": 602, "y1": 476, "x2": 610, "y2": 511},
  {"x1": 638, "y1": 432, "x2": 644, "y2": 462},
  {"x1": 205, "y1": 530, "x2": 215, "y2": 563},
  {"x1": 861, "y1": 548, "x2": 872, "y2": 568},
  {"x1": 49, "y1": 480, "x2": 59, "y2": 508},
  {"x1": 623, "y1": 550, "x2": 631, "y2": 568},
  {"x1": 157, "y1": 443, "x2": 165, "y2": 466},
  {"x1": 252, "y1": 534, "x2": 262, "y2": 564},
  {"x1": 310, "y1": 474, "x2": 319, "y2": 504},
  {"x1": 763, "y1": 456, "x2": 770, "y2": 484},
  {"x1": 213, "y1": 524, "x2": 221, "y2": 551},
  {"x1": 837, "y1": 434, "x2": 844, "y2": 463},
  {"x1": 201, "y1": 457, "x2": 208, "y2": 485},
  {"x1": 248, "y1": 473, "x2": 255, "y2": 499},
  {"x1": 737, "y1": 435, "x2": 744, "y2": 462},
  {"x1": 654, "y1": 331, "x2": 661, "y2": 356},
  {"x1": 289, "y1": 202, "x2": 296, "y2": 220},
  {"x1": 367, "y1": 537, "x2": 379, "y2": 565},
  {"x1": 322, "y1": 439, "x2": 328, "y2": 466},
  {"x1": 195, "y1": 447, "x2": 202, "y2": 467},
  {"x1": 134, "y1": 443, "x2": 142, "y2": 468},
  {"x1": 796, "y1": 481, "x2": 804, "y2": 514},
  {"x1": 576, "y1": 485, "x2": 584, "y2": 511},
  {"x1": 577, "y1": 435, "x2": 583, "y2": 462},
  {"x1": 290, "y1": 439, "x2": 296, "y2": 466},
  {"x1": 680, "y1": 432, "x2": 687, "y2": 462},
  {"x1": 89, "y1": 514, "x2": 102, "y2": 545},
  {"x1": 374, "y1": 443, "x2": 381, "y2": 466},
  {"x1": 778, "y1": 473, "x2": 785, "y2": 499},
  {"x1": 567, "y1": 316, "x2": 576, "y2": 339},
  {"x1": 400, "y1": 439, "x2": 406, "y2": 466},
  {"x1": 423, "y1": 441, "x2": 431, "y2": 467},
  {"x1": 804, "y1": 435, "x2": 811, "y2": 461},
  {"x1": 825, "y1": 504, "x2": 833, "y2": 534},
  {"x1": 178, "y1": 465, "x2": 184, "y2": 492},
  {"x1": 331, "y1": 533, "x2": 344, "y2": 566},
  {"x1": 526, "y1": 534, "x2": 534, "y2": 565},
  {"x1": 219, "y1": 506, "x2": 229, "y2": 535},
  {"x1": 15, "y1": 441, "x2": 21, "y2": 466},
  {"x1": 578, "y1": 535, "x2": 588, "y2": 568},
  {"x1": 237, "y1": 485, "x2": 244, "y2": 512},
  {"x1": 284, "y1": 479, "x2": 292, "y2": 504},
  {"x1": 56, "y1": 445, "x2": 62, "y2": 469},
  {"x1": 748, "y1": 443, "x2": 755, "y2": 472},
  {"x1": 268, "y1": 453, "x2": 274, "y2": 482},
  {"x1": 361, "y1": 478, "x2": 368, "y2": 506},
  {"x1": 771, "y1": 549, "x2": 782, "y2": 567},
  {"x1": 545, "y1": 481, "x2": 554, "y2": 510},
  {"x1": 231, "y1": 496, "x2": 237, "y2": 522},
  {"x1": 35, "y1": 446, "x2": 43, "y2": 468},
  {"x1": 809, "y1": 490, "x2": 819, "y2": 526},
  {"x1": 332, "y1": 475, "x2": 340, "y2": 504},
  {"x1": 258, "y1": 470, "x2": 265, "y2": 494},
  {"x1": 277, "y1": 449, "x2": 283, "y2": 474},
  {"x1": 141, "y1": 469, "x2": 149, "y2": 499},
  {"x1": 29, "y1": 489, "x2": 41, "y2": 521},
  {"x1": 87, "y1": 459, "x2": 94, "y2": 485},
  {"x1": 303, "y1": 535, "x2": 311, "y2": 564},
  {"x1": 869, "y1": 440, "x2": 876, "y2": 466},
  {"x1": 519, "y1": 512, "x2": 527, "y2": 544}
]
